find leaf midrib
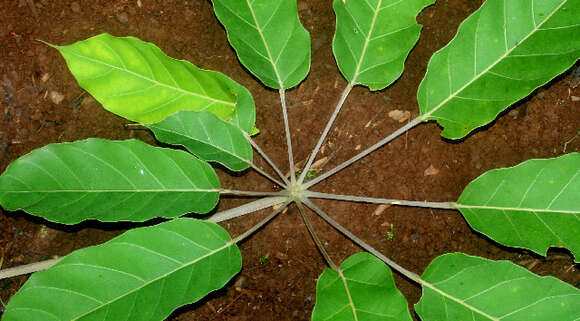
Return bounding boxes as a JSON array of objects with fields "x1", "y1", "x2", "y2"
[
  {"x1": 61, "y1": 49, "x2": 236, "y2": 108},
  {"x1": 454, "y1": 204, "x2": 579, "y2": 214},
  {"x1": 70, "y1": 240, "x2": 236, "y2": 320},
  {"x1": 350, "y1": 0, "x2": 382, "y2": 85},
  {"x1": 149, "y1": 124, "x2": 251, "y2": 166},
  {"x1": 421, "y1": 0, "x2": 567, "y2": 120},
  {"x1": 4, "y1": 189, "x2": 219, "y2": 193},
  {"x1": 246, "y1": 0, "x2": 284, "y2": 88}
]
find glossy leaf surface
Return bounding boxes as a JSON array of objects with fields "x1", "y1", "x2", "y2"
[
  {"x1": 312, "y1": 252, "x2": 412, "y2": 321},
  {"x1": 211, "y1": 0, "x2": 311, "y2": 89},
  {"x1": 457, "y1": 153, "x2": 580, "y2": 261},
  {"x1": 51, "y1": 33, "x2": 256, "y2": 132},
  {"x1": 418, "y1": 0, "x2": 580, "y2": 139},
  {"x1": 0, "y1": 139, "x2": 219, "y2": 224},
  {"x1": 147, "y1": 111, "x2": 253, "y2": 171},
  {"x1": 416, "y1": 253, "x2": 580, "y2": 320},
  {"x1": 333, "y1": 0, "x2": 434, "y2": 90},
  {"x1": 2, "y1": 218, "x2": 242, "y2": 321}
]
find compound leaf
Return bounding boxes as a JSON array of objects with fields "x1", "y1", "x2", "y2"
[
  {"x1": 211, "y1": 0, "x2": 311, "y2": 89},
  {"x1": 333, "y1": 0, "x2": 434, "y2": 90},
  {"x1": 1, "y1": 218, "x2": 242, "y2": 321},
  {"x1": 0, "y1": 139, "x2": 219, "y2": 224},
  {"x1": 456, "y1": 153, "x2": 580, "y2": 261},
  {"x1": 416, "y1": 253, "x2": 580, "y2": 321},
  {"x1": 312, "y1": 252, "x2": 412, "y2": 321},
  {"x1": 418, "y1": 0, "x2": 580, "y2": 139},
  {"x1": 50, "y1": 33, "x2": 256, "y2": 133},
  {"x1": 147, "y1": 111, "x2": 253, "y2": 172}
]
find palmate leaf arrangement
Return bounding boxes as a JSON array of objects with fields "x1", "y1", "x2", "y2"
[{"x1": 0, "y1": 0, "x2": 579, "y2": 320}]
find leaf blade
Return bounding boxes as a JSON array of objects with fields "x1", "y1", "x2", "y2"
[
  {"x1": 457, "y1": 153, "x2": 580, "y2": 261},
  {"x1": 147, "y1": 111, "x2": 253, "y2": 171},
  {"x1": 0, "y1": 139, "x2": 220, "y2": 224},
  {"x1": 418, "y1": 0, "x2": 580, "y2": 139},
  {"x1": 312, "y1": 252, "x2": 412, "y2": 321},
  {"x1": 211, "y1": 0, "x2": 311, "y2": 89},
  {"x1": 333, "y1": 0, "x2": 434, "y2": 90},
  {"x1": 416, "y1": 253, "x2": 580, "y2": 321},
  {"x1": 1, "y1": 218, "x2": 242, "y2": 321},
  {"x1": 51, "y1": 33, "x2": 256, "y2": 132}
]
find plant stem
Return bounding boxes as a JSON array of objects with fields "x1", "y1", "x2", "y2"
[
  {"x1": 0, "y1": 200, "x2": 291, "y2": 280},
  {"x1": 232, "y1": 200, "x2": 292, "y2": 244},
  {"x1": 207, "y1": 196, "x2": 289, "y2": 223},
  {"x1": 295, "y1": 201, "x2": 337, "y2": 270},
  {"x1": 0, "y1": 258, "x2": 61, "y2": 280},
  {"x1": 219, "y1": 189, "x2": 286, "y2": 197},
  {"x1": 304, "y1": 115, "x2": 424, "y2": 189},
  {"x1": 301, "y1": 198, "x2": 424, "y2": 284},
  {"x1": 244, "y1": 132, "x2": 290, "y2": 187},
  {"x1": 279, "y1": 89, "x2": 297, "y2": 183},
  {"x1": 297, "y1": 83, "x2": 354, "y2": 185},
  {"x1": 304, "y1": 191, "x2": 457, "y2": 209}
]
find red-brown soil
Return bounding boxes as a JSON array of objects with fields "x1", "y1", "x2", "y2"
[{"x1": 1, "y1": 1, "x2": 578, "y2": 320}]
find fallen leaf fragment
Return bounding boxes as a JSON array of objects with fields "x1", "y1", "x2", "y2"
[
  {"x1": 388, "y1": 109, "x2": 411, "y2": 123},
  {"x1": 373, "y1": 204, "x2": 390, "y2": 216},
  {"x1": 424, "y1": 164, "x2": 439, "y2": 176}
]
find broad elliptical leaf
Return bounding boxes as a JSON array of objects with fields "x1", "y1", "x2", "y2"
[
  {"x1": 457, "y1": 153, "x2": 580, "y2": 261},
  {"x1": 51, "y1": 33, "x2": 256, "y2": 132},
  {"x1": 418, "y1": 0, "x2": 580, "y2": 139},
  {"x1": 1, "y1": 219, "x2": 242, "y2": 321},
  {"x1": 0, "y1": 139, "x2": 220, "y2": 224},
  {"x1": 312, "y1": 252, "x2": 412, "y2": 321},
  {"x1": 147, "y1": 110, "x2": 253, "y2": 172},
  {"x1": 332, "y1": 0, "x2": 434, "y2": 90},
  {"x1": 416, "y1": 253, "x2": 580, "y2": 321},
  {"x1": 211, "y1": 0, "x2": 311, "y2": 89}
]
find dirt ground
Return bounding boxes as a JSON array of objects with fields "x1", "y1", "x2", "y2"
[{"x1": 1, "y1": 0, "x2": 578, "y2": 320}]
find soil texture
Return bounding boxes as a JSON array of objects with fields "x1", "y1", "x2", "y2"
[{"x1": 1, "y1": 1, "x2": 579, "y2": 320}]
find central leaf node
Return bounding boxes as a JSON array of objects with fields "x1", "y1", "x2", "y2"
[{"x1": 288, "y1": 182, "x2": 305, "y2": 201}]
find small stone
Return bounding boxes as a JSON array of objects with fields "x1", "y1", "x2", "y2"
[
  {"x1": 49, "y1": 90, "x2": 64, "y2": 104},
  {"x1": 70, "y1": 2, "x2": 80, "y2": 13},
  {"x1": 233, "y1": 276, "x2": 247, "y2": 290},
  {"x1": 424, "y1": 164, "x2": 439, "y2": 176},
  {"x1": 571, "y1": 96, "x2": 580, "y2": 102}
]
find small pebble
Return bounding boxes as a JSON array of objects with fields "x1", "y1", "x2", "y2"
[
  {"x1": 571, "y1": 96, "x2": 580, "y2": 102},
  {"x1": 49, "y1": 90, "x2": 64, "y2": 104}
]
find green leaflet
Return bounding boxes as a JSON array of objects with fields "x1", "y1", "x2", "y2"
[
  {"x1": 0, "y1": 139, "x2": 219, "y2": 224},
  {"x1": 332, "y1": 0, "x2": 434, "y2": 90},
  {"x1": 418, "y1": 0, "x2": 580, "y2": 139},
  {"x1": 416, "y1": 253, "x2": 580, "y2": 320},
  {"x1": 147, "y1": 111, "x2": 253, "y2": 172},
  {"x1": 311, "y1": 252, "x2": 412, "y2": 321},
  {"x1": 457, "y1": 153, "x2": 580, "y2": 261},
  {"x1": 211, "y1": 0, "x2": 311, "y2": 89},
  {"x1": 1, "y1": 218, "x2": 242, "y2": 321},
  {"x1": 50, "y1": 33, "x2": 256, "y2": 133}
]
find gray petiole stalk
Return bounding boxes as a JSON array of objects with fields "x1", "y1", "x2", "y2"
[
  {"x1": 244, "y1": 132, "x2": 290, "y2": 187},
  {"x1": 304, "y1": 115, "x2": 424, "y2": 189},
  {"x1": 279, "y1": 89, "x2": 297, "y2": 183},
  {"x1": 207, "y1": 196, "x2": 289, "y2": 223},
  {"x1": 297, "y1": 83, "x2": 354, "y2": 185},
  {"x1": 304, "y1": 191, "x2": 457, "y2": 209}
]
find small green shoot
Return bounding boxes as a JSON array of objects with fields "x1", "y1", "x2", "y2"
[
  {"x1": 385, "y1": 224, "x2": 395, "y2": 241},
  {"x1": 258, "y1": 253, "x2": 270, "y2": 265}
]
